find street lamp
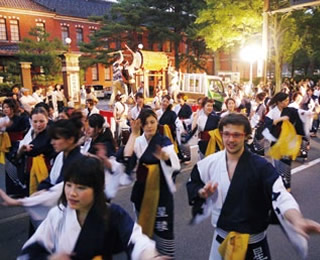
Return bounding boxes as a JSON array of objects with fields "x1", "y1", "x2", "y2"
[
  {"x1": 65, "y1": 37, "x2": 72, "y2": 52},
  {"x1": 240, "y1": 44, "x2": 263, "y2": 87}
]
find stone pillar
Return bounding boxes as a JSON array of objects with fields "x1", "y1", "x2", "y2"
[
  {"x1": 20, "y1": 62, "x2": 32, "y2": 91},
  {"x1": 61, "y1": 53, "x2": 81, "y2": 105}
]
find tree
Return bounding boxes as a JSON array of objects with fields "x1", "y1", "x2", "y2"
[
  {"x1": 268, "y1": 11, "x2": 302, "y2": 91},
  {"x1": 80, "y1": 0, "x2": 207, "y2": 71},
  {"x1": 196, "y1": 0, "x2": 263, "y2": 51},
  {"x1": 17, "y1": 27, "x2": 67, "y2": 84}
]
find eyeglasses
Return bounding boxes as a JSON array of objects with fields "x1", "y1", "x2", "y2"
[{"x1": 220, "y1": 131, "x2": 246, "y2": 139}]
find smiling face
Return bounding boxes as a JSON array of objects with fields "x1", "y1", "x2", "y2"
[
  {"x1": 226, "y1": 100, "x2": 236, "y2": 112},
  {"x1": 143, "y1": 115, "x2": 158, "y2": 140},
  {"x1": 204, "y1": 102, "x2": 213, "y2": 115},
  {"x1": 221, "y1": 124, "x2": 246, "y2": 156},
  {"x1": 64, "y1": 181, "x2": 94, "y2": 212},
  {"x1": 31, "y1": 113, "x2": 48, "y2": 134}
]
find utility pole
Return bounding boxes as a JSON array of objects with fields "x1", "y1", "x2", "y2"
[{"x1": 262, "y1": 0, "x2": 270, "y2": 85}]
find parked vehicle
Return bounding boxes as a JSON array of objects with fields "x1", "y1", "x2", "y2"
[
  {"x1": 86, "y1": 85, "x2": 105, "y2": 99},
  {"x1": 180, "y1": 73, "x2": 225, "y2": 111}
]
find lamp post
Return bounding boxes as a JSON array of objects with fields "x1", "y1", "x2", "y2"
[
  {"x1": 240, "y1": 44, "x2": 263, "y2": 87},
  {"x1": 61, "y1": 37, "x2": 81, "y2": 106}
]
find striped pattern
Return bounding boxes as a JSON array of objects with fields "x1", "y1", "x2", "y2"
[{"x1": 153, "y1": 234, "x2": 175, "y2": 258}]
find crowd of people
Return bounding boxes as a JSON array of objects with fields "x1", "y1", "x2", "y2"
[{"x1": 0, "y1": 77, "x2": 320, "y2": 259}]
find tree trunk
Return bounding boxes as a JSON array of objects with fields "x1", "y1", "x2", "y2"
[{"x1": 214, "y1": 51, "x2": 220, "y2": 75}]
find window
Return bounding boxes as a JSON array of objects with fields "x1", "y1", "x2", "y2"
[
  {"x1": 61, "y1": 26, "x2": 69, "y2": 45},
  {"x1": 10, "y1": 20, "x2": 20, "y2": 41},
  {"x1": 76, "y1": 28, "x2": 83, "y2": 45},
  {"x1": 105, "y1": 66, "x2": 111, "y2": 81},
  {"x1": 36, "y1": 22, "x2": 45, "y2": 30},
  {"x1": 92, "y1": 64, "x2": 98, "y2": 81},
  {"x1": 157, "y1": 42, "x2": 163, "y2": 51},
  {"x1": 0, "y1": 19, "x2": 7, "y2": 40},
  {"x1": 36, "y1": 22, "x2": 45, "y2": 42}
]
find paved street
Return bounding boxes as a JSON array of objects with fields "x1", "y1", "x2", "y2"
[{"x1": 0, "y1": 101, "x2": 320, "y2": 259}]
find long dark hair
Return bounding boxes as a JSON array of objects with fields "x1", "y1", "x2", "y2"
[{"x1": 58, "y1": 157, "x2": 110, "y2": 229}]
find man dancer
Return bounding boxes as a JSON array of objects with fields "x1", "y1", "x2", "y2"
[{"x1": 187, "y1": 113, "x2": 320, "y2": 259}]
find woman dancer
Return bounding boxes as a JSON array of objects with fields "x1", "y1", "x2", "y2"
[
  {"x1": 17, "y1": 157, "x2": 165, "y2": 260},
  {"x1": 122, "y1": 109, "x2": 180, "y2": 257}
]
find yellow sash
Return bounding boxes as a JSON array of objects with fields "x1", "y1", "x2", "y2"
[
  {"x1": 29, "y1": 154, "x2": 49, "y2": 195},
  {"x1": 138, "y1": 164, "x2": 160, "y2": 238},
  {"x1": 218, "y1": 232, "x2": 250, "y2": 260},
  {"x1": 205, "y1": 129, "x2": 224, "y2": 157},
  {"x1": 0, "y1": 132, "x2": 11, "y2": 164},
  {"x1": 268, "y1": 120, "x2": 302, "y2": 160},
  {"x1": 163, "y1": 124, "x2": 179, "y2": 153}
]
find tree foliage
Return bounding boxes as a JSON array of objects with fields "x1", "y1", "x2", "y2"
[
  {"x1": 17, "y1": 27, "x2": 66, "y2": 83},
  {"x1": 196, "y1": 0, "x2": 263, "y2": 51},
  {"x1": 80, "y1": 0, "x2": 208, "y2": 70}
]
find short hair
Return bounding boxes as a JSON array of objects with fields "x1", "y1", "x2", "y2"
[
  {"x1": 86, "y1": 99, "x2": 94, "y2": 106},
  {"x1": 135, "y1": 92, "x2": 144, "y2": 100},
  {"x1": 225, "y1": 97, "x2": 236, "y2": 106},
  {"x1": 201, "y1": 97, "x2": 214, "y2": 107},
  {"x1": 88, "y1": 114, "x2": 105, "y2": 129},
  {"x1": 256, "y1": 92, "x2": 267, "y2": 102},
  {"x1": 218, "y1": 113, "x2": 252, "y2": 135},
  {"x1": 138, "y1": 108, "x2": 158, "y2": 127},
  {"x1": 177, "y1": 93, "x2": 185, "y2": 99}
]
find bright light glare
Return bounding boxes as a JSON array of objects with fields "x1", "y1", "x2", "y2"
[
  {"x1": 138, "y1": 43, "x2": 143, "y2": 49},
  {"x1": 240, "y1": 44, "x2": 263, "y2": 63}
]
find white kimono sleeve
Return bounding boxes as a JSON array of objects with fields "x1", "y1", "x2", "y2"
[{"x1": 160, "y1": 144, "x2": 181, "y2": 193}]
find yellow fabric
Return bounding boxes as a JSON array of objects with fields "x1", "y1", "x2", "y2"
[
  {"x1": 163, "y1": 124, "x2": 179, "y2": 153},
  {"x1": 268, "y1": 120, "x2": 302, "y2": 161},
  {"x1": 29, "y1": 155, "x2": 48, "y2": 195},
  {"x1": 0, "y1": 132, "x2": 11, "y2": 164},
  {"x1": 138, "y1": 164, "x2": 160, "y2": 238},
  {"x1": 218, "y1": 232, "x2": 250, "y2": 260},
  {"x1": 205, "y1": 129, "x2": 224, "y2": 157},
  {"x1": 92, "y1": 256, "x2": 102, "y2": 260}
]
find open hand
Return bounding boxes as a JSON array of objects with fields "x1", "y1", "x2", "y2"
[
  {"x1": 131, "y1": 119, "x2": 141, "y2": 136},
  {"x1": 153, "y1": 145, "x2": 169, "y2": 161},
  {"x1": 198, "y1": 182, "x2": 218, "y2": 199}
]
